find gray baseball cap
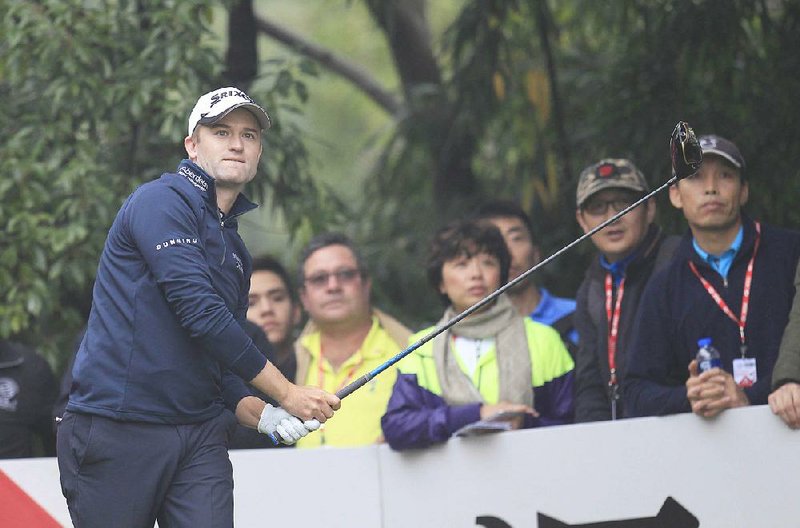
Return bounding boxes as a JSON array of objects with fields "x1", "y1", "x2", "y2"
[
  {"x1": 576, "y1": 158, "x2": 649, "y2": 208},
  {"x1": 698, "y1": 135, "x2": 745, "y2": 170}
]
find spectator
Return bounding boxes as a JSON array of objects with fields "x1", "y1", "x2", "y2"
[
  {"x1": 572, "y1": 159, "x2": 679, "y2": 422},
  {"x1": 474, "y1": 200, "x2": 578, "y2": 353},
  {"x1": 247, "y1": 255, "x2": 301, "y2": 378},
  {"x1": 769, "y1": 260, "x2": 800, "y2": 428},
  {"x1": 294, "y1": 233, "x2": 411, "y2": 448},
  {"x1": 381, "y1": 220, "x2": 574, "y2": 450},
  {"x1": 625, "y1": 135, "x2": 800, "y2": 418},
  {"x1": 0, "y1": 340, "x2": 57, "y2": 458},
  {"x1": 229, "y1": 256, "x2": 302, "y2": 449}
]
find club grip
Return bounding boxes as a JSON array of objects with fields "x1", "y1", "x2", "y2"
[{"x1": 336, "y1": 373, "x2": 371, "y2": 399}]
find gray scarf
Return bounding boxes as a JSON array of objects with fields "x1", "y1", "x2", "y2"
[{"x1": 432, "y1": 294, "x2": 533, "y2": 407}]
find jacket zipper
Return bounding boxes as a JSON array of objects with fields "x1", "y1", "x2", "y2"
[{"x1": 218, "y1": 211, "x2": 227, "y2": 266}]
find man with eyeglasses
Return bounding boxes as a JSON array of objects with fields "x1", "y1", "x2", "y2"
[
  {"x1": 626, "y1": 136, "x2": 800, "y2": 418},
  {"x1": 573, "y1": 159, "x2": 679, "y2": 422},
  {"x1": 293, "y1": 233, "x2": 411, "y2": 448}
]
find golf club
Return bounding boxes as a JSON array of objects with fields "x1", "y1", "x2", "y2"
[{"x1": 270, "y1": 121, "x2": 702, "y2": 444}]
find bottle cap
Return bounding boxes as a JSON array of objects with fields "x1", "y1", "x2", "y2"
[{"x1": 697, "y1": 337, "x2": 712, "y2": 347}]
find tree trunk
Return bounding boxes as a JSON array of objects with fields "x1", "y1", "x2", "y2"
[{"x1": 225, "y1": 0, "x2": 258, "y2": 89}]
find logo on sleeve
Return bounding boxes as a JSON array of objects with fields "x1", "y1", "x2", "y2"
[
  {"x1": 0, "y1": 378, "x2": 19, "y2": 412},
  {"x1": 232, "y1": 252, "x2": 244, "y2": 275},
  {"x1": 156, "y1": 238, "x2": 198, "y2": 251}
]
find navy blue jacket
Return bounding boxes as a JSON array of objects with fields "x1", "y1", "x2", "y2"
[
  {"x1": 624, "y1": 217, "x2": 800, "y2": 417},
  {"x1": 67, "y1": 160, "x2": 267, "y2": 424}
]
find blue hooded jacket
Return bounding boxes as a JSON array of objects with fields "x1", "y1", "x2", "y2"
[{"x1": 67, "y1": 160, "x2": 268, "y2": 424}]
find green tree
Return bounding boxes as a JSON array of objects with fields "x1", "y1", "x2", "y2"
[
  {"x1": 0, "y1": 0, "x2": 320, "y2": 368},
  {"x1": 254, "y1": 0, "x2": 800, "y2": 326}
]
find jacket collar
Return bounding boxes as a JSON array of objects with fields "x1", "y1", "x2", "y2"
[
  {"x1": 590, "y1": 223, "x2": 665, "y2": 280},
  {"x1": 176, "y1": 160, "x2": 258, "y2": 221},
  {"x1": 293, "y1": 308, "x2": 411, "y2": 384},
  {"x1": 680, "y1": 214, "x2": 756, "y2": 270}
]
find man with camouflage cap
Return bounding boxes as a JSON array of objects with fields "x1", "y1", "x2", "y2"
[{"x1": 573, "y1": 159, "x2": 679, "y2": 421}]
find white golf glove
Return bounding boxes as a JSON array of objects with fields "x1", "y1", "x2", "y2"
[{"x1": 257, "y1": 404, "x2": 320, "y2": 445}]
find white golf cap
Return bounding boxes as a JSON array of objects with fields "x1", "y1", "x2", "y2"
[{"x1": 187, "y1": 87, "x2": 271, "y2": 137}]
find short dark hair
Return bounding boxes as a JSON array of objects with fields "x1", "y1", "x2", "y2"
[
  {"x1": 296, "y1": 233, "x2": 368, "y2": 288},
  {"x1": 426, "y1": 220, "x2": 510, "y2": 306},
  {"x1": 472, "y1": 200, "x2": 536, "y2": 243},
  {"x1": 251, "y1": 255, "x2": 296, "y2": 301}
]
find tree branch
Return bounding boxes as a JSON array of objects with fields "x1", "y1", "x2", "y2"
[{"x1": 254, "y1": 14, "x2": 403, "y2": 116}]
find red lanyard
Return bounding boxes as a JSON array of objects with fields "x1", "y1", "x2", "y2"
[
  {"x1": 317, "y1": 344, "x2": 363, "y2": 393},
  {"x1": 605, "y1": 274, "x2": 626, "y2": 387},
  {"x1": 687, "y1": 222, "x2": 761, "y2": 357}
]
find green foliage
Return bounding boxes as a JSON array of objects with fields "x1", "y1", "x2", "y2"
[
  {"x1": 558, "y1": 0, "x2": 800, "y2": 232},
  {"x1": 0, "y1": 1, "x2": 316, "y2": 369},
  {"x1": 5, "y1": 0, "x2": 800, "y2": 363},
  {"x1": 322, "y1": 0, "x2": 800, "y2": 327}
]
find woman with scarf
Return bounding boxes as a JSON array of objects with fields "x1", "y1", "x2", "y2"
[{"x1": 381, "y1": 220, "x2": 574, "y2": 450}]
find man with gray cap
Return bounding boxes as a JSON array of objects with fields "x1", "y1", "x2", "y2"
[
  {"x1": 573, "y1": 159, "x2": 679, "y2": 422},
  {"x1": 625, "y1": 134, "x2": 800, "y2": 419},
  {"x1": 57, "y1": 87, "x2": 340, "y2": 527}
]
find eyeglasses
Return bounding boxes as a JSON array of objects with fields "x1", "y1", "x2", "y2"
[
  {"x1": 303, "y1": 268, "x2": 362, "y2": 289},
  {"x1": 581, "y1": 197, "x2": 636, "y2": 216}
]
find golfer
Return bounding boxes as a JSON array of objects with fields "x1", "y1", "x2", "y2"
[{"x1": 57, "y1": 87, "x2": 339, "y2": 528}]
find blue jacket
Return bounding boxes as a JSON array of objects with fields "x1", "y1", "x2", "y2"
[
  {"x1": 67, "y1": 160, "x2": 267, "y2": 424},
  {"x1": 624, "y1": 217, "x2": 800, "y2": 417}
]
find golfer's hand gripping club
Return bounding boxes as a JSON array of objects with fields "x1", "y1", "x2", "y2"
[
  {"x1": 269, "y1": 121, "x2": 702, "y2": 445},
  {"x1": 258, "y1": 404, "x2": 320, "y2": 445}
]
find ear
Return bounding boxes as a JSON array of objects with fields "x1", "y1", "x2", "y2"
[
  {"x1": 531, "y1": 244, "x2": 542, "y2": 266},
  {"x1": 298, "y1": 288, "x2": 311, "y2": 312},
  {"x1": 291, "y1": 304, "x2": 302, "y2": 326},
  {"x1": 739, "y1": 179, "x2": 749, "y2": 207},
  {"x1": 576, "y1": 209, "x2": 589, "y2": 234},
  {"x1": 184, "y1": 135, "x2": 198, "y2": 162},
  {"x1": 668, "y1": 183, "x2": 683, "y2": 210},
  {"x1": 645, "y1": 198, "x2": 657, "y2": 224}
]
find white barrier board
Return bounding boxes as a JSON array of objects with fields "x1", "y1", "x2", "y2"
[{"x1": 1, "y1": 406, "x2": 797, "y2": 527}]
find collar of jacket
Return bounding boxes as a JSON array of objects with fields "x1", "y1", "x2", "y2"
[
  {"x1": 176, "y1": 159, "x2": 258, "y2": 222},
  {"x1": 678, "y1": 214, "x2": 757, "y2": 271},
  {"x1": 292, "y1": 308, "x2": 411, "y2": 385},
  {"x1": 590, "y1": 222, "x2": 666, "y2": 280},
  {"x1": 0, "y1": 341, "x2": 25, "y2": 369}
]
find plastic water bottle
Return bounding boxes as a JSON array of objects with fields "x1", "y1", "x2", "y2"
[{"x1": 696, "y1": 337, "x2": 722, "y2": 374}]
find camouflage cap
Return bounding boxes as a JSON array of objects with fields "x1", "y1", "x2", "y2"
[{"x1": 576, "y1": 158, "x2": 649, "y2": 208}]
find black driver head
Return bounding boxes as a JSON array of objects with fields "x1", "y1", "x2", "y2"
[{"x1": 670, "y1": 121, "x2": 703, "y2": 180}]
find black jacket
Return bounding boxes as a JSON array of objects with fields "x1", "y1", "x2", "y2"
[
  {"x1": 625, "y1": 217, "x2": 800, "y2": 416},
  {"x1": 574, "y1": 224, "x2": 679, "y2": 422},
  {"x1": 0, "y1": 341, "x2": 57, "y2": 458}
]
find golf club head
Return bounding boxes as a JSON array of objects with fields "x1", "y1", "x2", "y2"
[{"x1": 670, "y1": 121, "x2": 703, "y2": 180}]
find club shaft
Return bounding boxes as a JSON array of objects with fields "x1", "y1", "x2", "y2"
[{"x1": 336, "y1": 176, "x2": 678, "y2": 400}]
